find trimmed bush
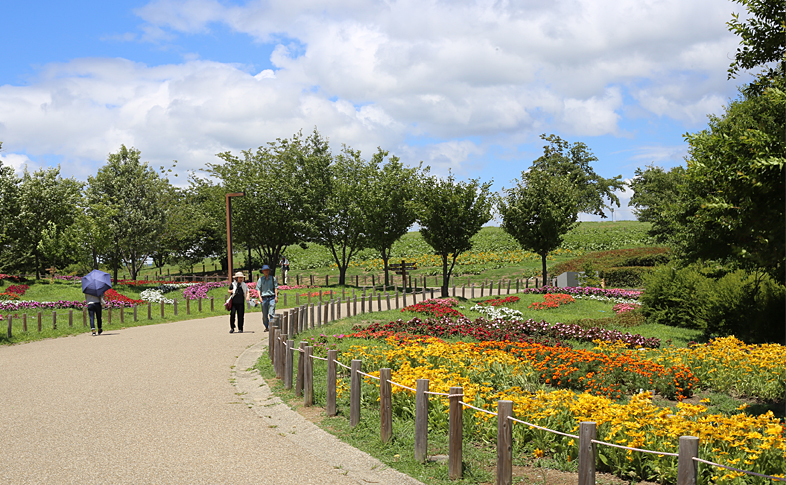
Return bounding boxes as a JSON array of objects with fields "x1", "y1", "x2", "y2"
[{"x1": 599, "y1": 267, "x2": 653, "y2": 288}]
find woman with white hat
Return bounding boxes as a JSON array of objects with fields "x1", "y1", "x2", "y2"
[{"x1": 228, "y1": 271, "x2": 250, "y2": 333}]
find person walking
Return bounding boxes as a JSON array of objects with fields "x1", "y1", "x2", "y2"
[
  {"x1": 85, "y1": 291, "x2": 105, "y2": 336},
  {"x1": 228, "y1": 271, "x2": 250, "y2": 333},
  {"x1": 256, "y1": 265, "x2": 278, "y2": 332}
]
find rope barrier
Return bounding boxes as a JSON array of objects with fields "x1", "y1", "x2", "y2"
[
  {"x1": 357, "y1": 370, "x2": 380, "y2": 380},
  {"x1": 692, "y1": 457, "x2": 786, "y2": 482},
  {"x1": 423, "y1": 390, "x2": 451, "y2": 396},
  {"x1": 387, "y1": 380, "x2": 417, "y2": 392},
  {"x1": 335, "y1": 360, "x2": 352, "y2": 370},
  {"x1": 459, "y1": 401, "x2": 498, "y2": 416},
  {"x1": 508, "y1": 416, "x2": 580, "y2": 440},
  {"x1": 311, "y1": 355, "x2": 328, "y2": 361},
  {"x1": 591, "y1": 439, "x2": 679, "y2": 457}
]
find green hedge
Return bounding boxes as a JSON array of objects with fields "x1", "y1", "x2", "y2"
[{"x1": 598, "y1": 267, "x2": 653, "y2": 288}]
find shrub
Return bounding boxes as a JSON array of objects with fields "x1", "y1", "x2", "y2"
[
  {"x1": 639, "y1": 265, "x2": 711, "y2": 329},
  {"x1": 641, "y1": 265, "x2": 786, "y2": 344},
  {"x1": 702, "y1": 270, "x2": 785, "y2": 344},
  {"x1": 599, "y1": 266, "x2": 653, "y2": 288},
  {"x1": 551, "y1": 247, "x2": 670, "y2": 275}
]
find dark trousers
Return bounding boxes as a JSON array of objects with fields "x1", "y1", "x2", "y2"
[
  {"x1": 87, "y1": 302, "x2": 102, "y2": 330},
  {"x1": 230, "y1": 303, "x2": 245, "y2": 331}
]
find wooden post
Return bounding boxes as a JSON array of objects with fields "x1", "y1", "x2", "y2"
[
  {"x1": 210, "y1": 296, "x2": 214, "y2": 311},
  {"x1": 380, "y1": 368, "x2": 393, "y2": 443},
  {"x1": 449, "y1": 386, "x2": 463, "y2": 480},
  {"x1": 297, "y1": 274, "x2": 300, "y2": 285},
  {"x1": 269, "y1": 322, "x2": 277, "y2": 363},
  {"x1": 471, "y1": 283, "x2": 475, "y2": 299},
  {"x1": 37, "y1": 312, "x2": 42, "y2": 332},
  {"x1": 317, "y1": 301, "x2": 322, "y2": 327},
  {"x1": 353, "y1": 296, "x2": 357, "y2": 316},
  {"x1": 350, "y1": 360, "x2": 361, "y2": 427},
  {"x1": 304, "y1": 346, "x2": 314, "y2": 406},
  {"x1": 579, "y1": 422, "x2": 597, "y2": 485},
  {"x1": 415, "y1": 379, "x2": 429, "y2": 462},
  {"x1": 395, "y1": 290, "x2": 400, "y2": 309},
  {"x1": 498, "y1": 280, "x2": 502, "y2": 295},
  {"x1": 52, "y1": 311, "x2": 57, "y2": 329},
  {"x1": 120, "y1": 306, "x2": 124, "y2": 324},
  {"x1": 327, "y1": 349, "x2": 338, "y2": 417},
  {"x1": 6, "y1": 315, "x2": 11, "y2": 339},
  {"x1": 678, "y1": 436, "x2": 699, "y2": 485},
  {"x1": 377, "y1": 293, "x2": 382, "y2": 311},
  {"x1": 285, "y1": 340, "x2": 294, "y2": 389},
  {"x1": 337, "y1": 298, "x2": 342, "y2": 319},
  {"x1": 355, "y1": 275, "x2": 359, "y2": 287},
  {"x1": 462, "y1": 285, "x2": 465, "y2": 298},
  {"x1": 506, "y1": 279, "x2": 511, "y2": 295},
  {"x1": 284, "y1": 293, "x2": 287, "y2": 307},
  {"x1": 23, "y1": 314, "x2": 28, "y2": 332},
  {"x1": 296, "y1": 293, "x2": 300, "y2": 307},
  {"x1": 160, "y1": 300, "x2": 165, "y2": 318},
  {"x1": 310, "y1": 274, "x2": 314, "y2": 286},
  {"x1": 296, "y1": 341, "x2": 306, "y2": 397},
  {"x1": 386, "y1": 293, "x2": 391, "y2": 310},
  {"x1": 361, "y1": 291, "x2": 365, "y2": 314},
  {"x1": 68, "y1": 309, "x2": 73, "y2": 327},
  {"x1": 325, "y1": 274, "x2": 329, "y2": 287},
  {"x1": 133, "y1": 305, "x2": 138, "y2": 322},
  {"x1": 497, "y1": 400, "x2": 513, "y2": 485},
  {"x1": 273, "y1": 329, "x2": 282, "y2": 379},
  {"x1": 480, "y1": 281, "x2": 484, "y2": 297},
  {"x1": 330, "y1": 299, "x2": 335, "y2": 322},
  {"x1": 147, "y1": 302, "x2": 152, "y2": 320},
  {"x1": 186, "y1": 298, "x2": 190, "y2": 315},
  {"x1": 516, "y1": 279, "x2": 520, "y2": 292},
  {"x1": 174, "y1": 299, "x2": 178, "y2": 316},
  {"x1": 198, "y1": 297, "x2": 202, "y2": 313}
]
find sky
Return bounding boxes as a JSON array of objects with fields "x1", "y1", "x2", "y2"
[{"x1": 0, "y1": 0, "x2": 754, "y2": 221}]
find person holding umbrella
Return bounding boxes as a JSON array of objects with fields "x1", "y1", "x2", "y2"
[{"x1": 82, "y1": 269, "x2": 112, "y2": 336}]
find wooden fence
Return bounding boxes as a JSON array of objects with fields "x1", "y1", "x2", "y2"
[{"x1": 264, "y1": 291, "x2": 785, "y2": 485}]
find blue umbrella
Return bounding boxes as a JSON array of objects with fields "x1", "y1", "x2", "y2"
[{"x1": 82, "y1": 270, "x2": 112, "y2": 297}]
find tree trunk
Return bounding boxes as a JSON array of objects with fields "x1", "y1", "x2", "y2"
[
  {"x1": 338, "y1": 264, "x2": 347, "y2": 286},
  {"x1": 382, "y1": 254, "x2": 390, "y2": 287},
  {"x1": 441, "y1": 254, "x2": 449, "y2": 298},
  {"x1": 541, "y1": 253, "x2": 548, "y2": 288}
]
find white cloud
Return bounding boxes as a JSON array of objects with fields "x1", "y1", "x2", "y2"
[{"x1": 0, "y1": 0, "x2": 748, "y2": 182}]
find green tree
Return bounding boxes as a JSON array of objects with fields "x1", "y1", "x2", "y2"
[
  {"x1": 14, "y1": 167, "x2": 83, "y2": 278},
  {"x1": 726, "y1": 0, "x2": 785, "y2": 80},
  {"x1": 628, "y1": 165, "x2": 687, "y2": 241},
  {"x1": 309, "y1": 145, "x2": 373, "y2": 286},
  {"x1": 362, "y1": 150, "x2": 423, "y2": 287},
  {"x1": 499, "y1": 170, "x2": 579, "y2": 286},
  {"x1": 87, "y1": 146, "x2": 169, "y2": 281},
  {"x1": 676, "y1": 74, "x2": 785, "y2": 283},
  {"x1": 208, "y1": 131, "x2": 323, "y2": 278},
  {"x1": 531, "y1": 134, "x2": 624, "y2": 217},
  {"x1": 418, "y1": 173, "x2": 493, "y2": 297},
  {"x1": 0, "y1": 148, "x2": 20, "y2": 267}
]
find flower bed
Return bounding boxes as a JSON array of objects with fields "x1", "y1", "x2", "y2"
[
  {"x1": 612, "y1": 302, "x2": 640, "y2": 314},
  {"x1": 528, "y1": 293, "x2": 575, "y2": 310},
  {"x1": 181, "y1": 281, "x2": 229, "y2": 300},
  {"x1": 520, "y1": 286, "x2": 642, "y2": 300},
  {"x1": 341, "y1": 335, "x2": 784, "y2": 483},
  {"x1": 477, "y1": 295, "x2": 520, "y2": 306},
  {"x1": 400, "y1": 298, "x2": 464, "y2": 318},
  {"x1": 103, "y1": 289, "x2": 143, "y2": 307},
  {"x1": 6, "y1": 285, "x2": 30, "y2": 296}
]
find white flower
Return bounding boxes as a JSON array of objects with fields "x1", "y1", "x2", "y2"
[{"x1": 140, "y1": 289, "x2": 174, "y2": 304}]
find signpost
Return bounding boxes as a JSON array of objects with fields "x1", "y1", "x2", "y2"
[{"x1": 387, "y1": 260, "x2": 417, "y2": 291}]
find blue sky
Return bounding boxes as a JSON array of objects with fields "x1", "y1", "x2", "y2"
[{"x1": 1, "y1": 0, "x2": 753, "y2": 221}]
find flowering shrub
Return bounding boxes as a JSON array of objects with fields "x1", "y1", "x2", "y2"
[
  {"x1": 0, "y1": 291, "x2": 21, "y2": 301},
  {"x1": 0, "y1": 300, "x2": 88, "y2": 311},
  {"x1": 528, "y1": 293, "x2": 575, "y2": 310},
  {"x1": 477, "y1": 296, "x2": 520, "y2": 306},
  {"x1": 401, "y1": 298, "x2": 464, "y2": 318},
  {"x1": 278, "y1": 285, "x2": 311, "y2": 290},
  {"x1": 612, "y1": 302, "x2": 641, "y2": 314},
  {"x1": 53, "y1": 275, "x2": 81, "y2": 281}
]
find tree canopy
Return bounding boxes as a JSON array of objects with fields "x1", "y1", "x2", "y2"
[{"x1": 530, "y1": 134, "x2": 624, "y2": 217}]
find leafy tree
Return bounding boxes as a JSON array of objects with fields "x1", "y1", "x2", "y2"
[
  {"x1": 418, "y1": 173, "x2": 493, "y2": 297},
  {"x1": 675, "y1": 73, "x2": 785, "y2": 283},
  {"x1": 628, "y1": 165, "x2": 687, "y2": 240},
  {"x1": 87, "y1": 146, "x2": 169, "y2": 281},
  {"x1": 361, "y1": 150, "x2": 423, "y2": 287},
  {"x1": 530, "y1": 134, "x2": 624, "y2": 217},
  {"x1": 14, "y1": 167, "x2": 83, "y2": 278},
  {"x1": 726, "y1": 0, "x2": 785, "y2": 80},
  {"x1": 208, "y1": 131, "x2": 324, "y2": 278},
  {"x1": 176, "y1": 174, "x2": 229, "y2": 272},
  {"x1": 308, "y1": 144, "x2": 373, "y2": 286},
  {"x1": 0, "y1": 149, "x2": 20, "y2": 267},
  {"x1": 499, "y1": 170, "x2": 579, "y2": 286}
]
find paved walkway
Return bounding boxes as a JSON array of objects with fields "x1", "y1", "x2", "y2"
[{"x1": 0, "y1": 315, "x2": 423, "y2": 485}]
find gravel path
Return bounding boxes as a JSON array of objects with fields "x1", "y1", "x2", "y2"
[{"x1": 0, "y1": 315, "x2": 423, "y2": 485}]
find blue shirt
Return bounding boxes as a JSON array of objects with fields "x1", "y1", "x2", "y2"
[{"x1": 256, "y1": 275, "x2": 277, "y2": 297}]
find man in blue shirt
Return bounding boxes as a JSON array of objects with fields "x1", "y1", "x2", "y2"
[{"x1": 256, "y1": 264, "x2": 279, "y2": 331}]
